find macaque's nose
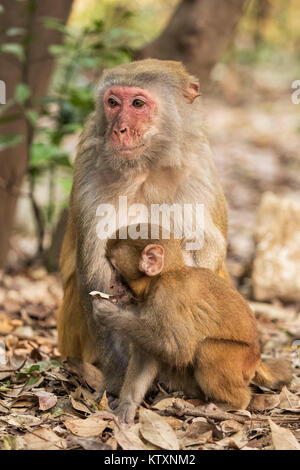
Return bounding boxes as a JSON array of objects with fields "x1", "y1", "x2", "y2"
[
  {"x1": 113, "y1": 126, "x2": 128, "y2": 136},
  {"x1": 113, "y1": 124, "x2": 130, "y2": 146}
]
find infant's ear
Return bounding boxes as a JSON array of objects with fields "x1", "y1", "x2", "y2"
[
  {"x1": 183, "y1": 77, "x2": 201, "y2": 103},
  {"x1": 139, "y1": 244, "x2": 164, "y2": 277}
]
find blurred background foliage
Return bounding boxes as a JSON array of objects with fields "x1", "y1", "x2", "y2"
[
  {"x1": 69, "y1": 0, "x2": 178, "y2": 48},
  {"x1": 0, "y1": 0, "x2": 299, "y2": 268}
]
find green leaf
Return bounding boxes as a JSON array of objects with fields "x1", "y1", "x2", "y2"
[
  {"x1": 0, "y1": 134, "x2": 23, "y2": 151},
  {"x1": 16, "y1": 362, "x2": 47, "y2": 382},
  {"x1": 0, "y1": 5, "x2": 4, "y2": 14},
  {"x1": 48, "y1": 360, "x2": 62, "y2": 368},
  {"x1": 15, "y1": 372, "x2": 26, "y2": 381},
  {"x1": 91, "y1": 19, "x2": 104, "y2": 32},
  {"x1": 53, "y1": 155, "x2": 72, "y2": 168},
  {"x1": 76, "y1": 56, "x2": 99, "y2": 68},
  {"x1": 25, "y1": 109, "x2": 39, "y2": 125},
  {"x1": 43, "y1": 17, "x2": 71, "y2": 35},
  {"x1": 6, "y1": 27, "x2": 25, "y2": 37},
  {"x1": 0, "y1": 43, "x2": 24, "y2": 60},
  {"x1": 61, "y1": 123, "x2": 82, "y2": 134},
  {"x1": 21, "y1": 362, "x2": 47, "y2": 375},
  {"x1": 48, "y1": 44, "x2": 65, "y2": 56},
  {"x1": 37, "y1": 95, "x2": 62, "y2": 106},
  {"x1": 30, "y1": 142, "x2": 69, "y2": 167},
  {"x1": 58, "y1": 176, "x2": 73, "y2": 196},
  {"x1": 22, "y1": 364, "x2": 40, "y2": 374},
  {"x1": 26, "y1": 376, "x2": 40, "y2": 386},
  {"x1": 15, "y1": 83, "x2": 31, "y2": 104}
]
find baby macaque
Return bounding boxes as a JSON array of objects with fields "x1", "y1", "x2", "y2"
[{"x1": 92, "y1": 224, "x2": 292, "y2": 423}]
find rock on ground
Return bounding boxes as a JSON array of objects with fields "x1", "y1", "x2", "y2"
[{"x1": 252, "y1": 192, "x2": 300, "y2": 302}]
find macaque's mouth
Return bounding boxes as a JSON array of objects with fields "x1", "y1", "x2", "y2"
[
  {"x1": 116, "y1": 276, "x2": 136, "y2": 303},
  {"x1": 111, "y1": 276, "x2": 136, "y2": 305},
  {"x1": 107, "y1": 260, "x2": 136, "y2": 304},
  {"x1": 116, "y1": 144, "x2": 145, "y2": 155}
]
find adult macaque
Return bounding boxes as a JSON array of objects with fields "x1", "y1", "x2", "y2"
[
  {"x1": 92, "y1": 225, "x2": 292, "y2": 423},
  {"x1": 58, "y1": 59, "x2": 229, "y2": 394}
]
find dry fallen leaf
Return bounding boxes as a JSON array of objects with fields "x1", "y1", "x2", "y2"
[
  {"x1": 139, "y1": 408, "x2": 179, "y2": 450},
  {"x1": 0, "y1": 312, "x2": 14, "y2": 333},
  {"x1": 22, "y1": 427, "x2": 66, "y2": 450},
  {"x1": 70, "y1": 396, "x2": 91, "y2": 414},
  {"x1": 98, "y1": 390, "x2": 109, "y2": 411},
  {"x1": 34, "y1": 391, "x2": 57, "y2": 411},
  {"x1": 179, "y1": 420, "x2": 213, "y2": 448},
  {"x1": 279, "y1": 386, "x2": 300, "y2": 412},
  {"x1": 0, "y1": 413, "x2": 41, "y2": 428},
  {"x1": 64, "y1": 415, "x2": 108, "y2": 437},
  {"x1": 0, "y1": 402, "x2": 8, "y2": 414},
  {"x1": 268, "y1": 418, "x2": 300, "y2": 450},
  {"x1": 92, "y1": 410, "x2": 116, "y2": 421},
  {"x1": 65, "y1": 358, "x2": 104, "y2": 392},
  {"x1": 161, "y1": 415, "x2": 183, "y2": 431},
  {"x1": 114, "y1": 424, "x2": 148, "y2": 450},
  {"x1": 0, "y1": 434, "x2": 24, "y2": 450},
  {"x1": 216, "y1": 430, "x2": 249, "y2": 449},
  {"x1": 250, "y1": 393, "x2": 280, "y2": 411},
  {"x1": 67, "y1": 435, "x2": 112, "y2": 450},
  {"x1": 180, "y1": 431, "x2": 212, "y2": 449},
  {"x1": 125, "y1": 423, "x2": 161, "y2": 450},
  {"x1": 151, "y1": 397, "x2": 175, "y2": 411},
  {"x1": 219, "y1": 419, "x2": 244, "y2": 433}
]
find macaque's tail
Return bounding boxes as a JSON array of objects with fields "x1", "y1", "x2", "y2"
[{"x1": 253, "y1": 359, "x2": 293, "y2": 389}]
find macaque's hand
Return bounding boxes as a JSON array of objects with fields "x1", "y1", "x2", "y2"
[
  {"x1": 92, "y1": 297, "x2": 133, "y2": 330},
  {"x1": 115, "y1": 401, "x2": 138, "y2": 424},
  {"x1": 92, "y1": 297, "x2": 122, "y2": 319}
]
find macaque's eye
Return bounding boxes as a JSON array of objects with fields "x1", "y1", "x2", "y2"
[
  {"x1": 132, "y1": 99, "x2": 145, "y2": 108},
  {"x1": 108, "y1": 98, "x2": 119, "y2": 108}
]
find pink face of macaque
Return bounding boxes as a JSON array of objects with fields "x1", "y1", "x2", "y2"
[{"x1": 104, "y1": 86, "x2": 158, "y2": 157}]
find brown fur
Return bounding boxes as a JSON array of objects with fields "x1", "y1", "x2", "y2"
[
  {"x1": 93, "y1": 228, "x2": 292, "y2": 422},
  {"x1": 58, "y1": 59, "x2": 229, "y2": 394}
]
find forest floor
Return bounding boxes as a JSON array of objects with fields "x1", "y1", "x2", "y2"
[{"x1": 0, "y1": 65, "x2": 299, "y2": 450}]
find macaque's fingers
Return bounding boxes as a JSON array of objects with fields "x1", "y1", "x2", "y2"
[
  {"x1": 92, "y1": 297, "x2": 121, "y2": 316},
  {"x1": 91, "y1": 297, "x2": 135, "y2": 336},
  {"x1": 108, "y1": 397, "x2": 120, "y2": 410},
  {"x1": 115, "y1": 402, "x2": 138, "y2": 424}
]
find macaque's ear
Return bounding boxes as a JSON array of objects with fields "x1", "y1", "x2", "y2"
[
  {"x1": 183, "y1": 78, "x2": 201, "y2": 103},
  {"x1": 139, "y1": 244, "x2": 164, "y2": 277}
]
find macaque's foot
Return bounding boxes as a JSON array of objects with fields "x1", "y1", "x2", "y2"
[
  {"x1": 108, "y1": 397, "x2": 120, "y2": 410},
  {"x1": 115, "y1": 402, "x2": 138, "y2": 424}
]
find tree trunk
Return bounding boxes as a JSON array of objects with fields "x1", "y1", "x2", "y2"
[
  {"x1": 0, "y1": 0, "x2": 73, "y2": 268},
  {"x1": 137, "y1": 0, "x2": 249, "y2": 85}
]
